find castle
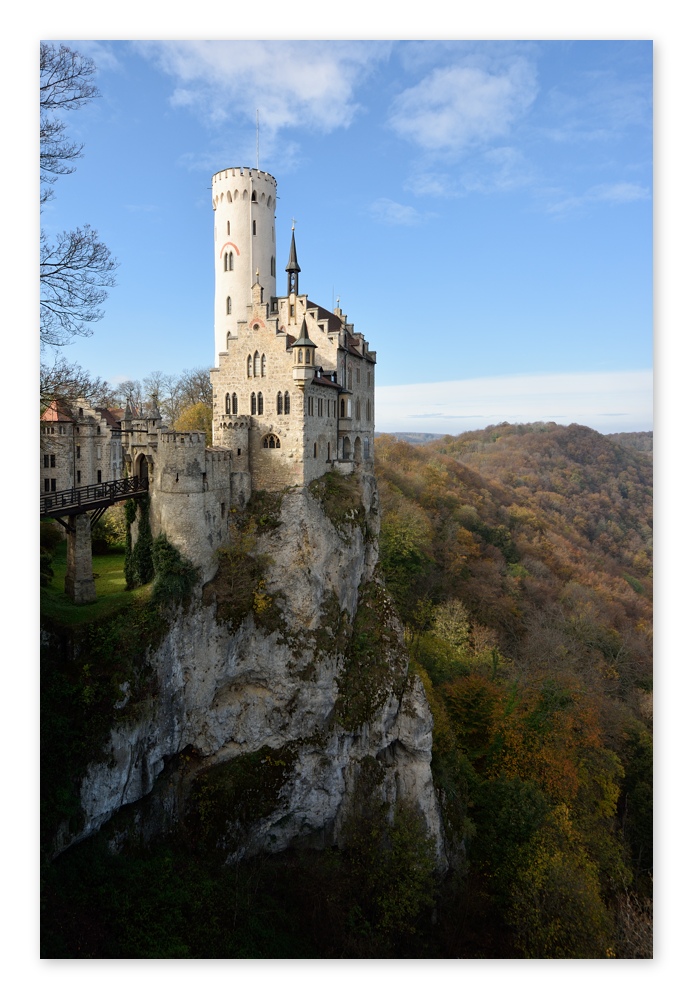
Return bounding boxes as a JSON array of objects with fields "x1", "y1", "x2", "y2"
[{"x1": 41, "y1": 167, "x2": 377, "y2": 590}]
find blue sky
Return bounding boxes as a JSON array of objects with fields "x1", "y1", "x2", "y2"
[{"x1": 40, "y1": 39, "x2": 652, "y2": 433}]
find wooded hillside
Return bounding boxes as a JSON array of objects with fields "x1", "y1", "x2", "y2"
[{"x1": 376, "y1": 421, "x2": 652, "y2": 957}]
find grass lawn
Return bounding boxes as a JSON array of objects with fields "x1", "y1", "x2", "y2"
[{"x1": 41, "y1": 542, "x2": 151, "y2": 626}]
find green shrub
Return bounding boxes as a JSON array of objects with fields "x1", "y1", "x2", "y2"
[
  {"x1": 40, "y1": 520, "x2": 63, "y2": 553},
  {"x1": 151, "y1": 534, "x2": 198, "y2": 607}
]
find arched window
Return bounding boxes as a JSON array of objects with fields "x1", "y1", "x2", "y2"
[
  {"x1": 225, "y1": 393, "x2": 231, "y2": 415},
  {"x1": 343, "y1": 437, "x2": 351, "y2": 459},
  {"x1": 251, "y1": 392, "x2": 257, "y2": 415},
  {"x1": 224, "y1": 252, "x2": 234, "y2": 271},
  {"x1": 262, "y1": 433, "x2": 281, "y2": 449},
  {"x1": 364, "y1": 437, "x2": 370, "y2": 459},
  {"x1": 252, "y1": 220, "x2": 257, "y2": 235},
  {"x1": 298, "y1": 349, "x2": 303, "y2": 363},
  {"x1": 232, "y1": 393, "x2": 238, "y2": 415},
  {"x1": 254, "y1": 351, "x2": 260, "y2": 377},
  {"x1": 227, "y1": 296, "x2": 232, "y2": 315},
  {"x1": 284, "y1": 392, "x2": 290, "y2": 415},
  {"x1": 261, "y1": 354, "x2": 267, "y2": 377},
  {"x1": 340, "y1": 399, "x2": 345, "y2": 418},
  {"x1": 251, "y1": 191, "x2": 257, "y2": 202},
  {"x1": 247, "y1": 355, "x2": 253, "y2": 378},
  {"x1": 277, "y1": 392, "x2": 283, "y2": 415},
  {"x1": 257, "y1": 392, "x2": 264, "y2": 415}
]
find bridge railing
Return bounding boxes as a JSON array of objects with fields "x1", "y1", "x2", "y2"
[{"x1": 40, "y1": 475, "x2": 148, "y2": 517}]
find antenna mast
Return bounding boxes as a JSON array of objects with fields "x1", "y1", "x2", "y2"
[{"x1": 256, "y1": 109, "x2": 260, "y2": 169}]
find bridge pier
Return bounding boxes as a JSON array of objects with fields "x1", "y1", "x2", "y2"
[{"x1": 65, "y1": 513, "x2": 97, "y2": 605}]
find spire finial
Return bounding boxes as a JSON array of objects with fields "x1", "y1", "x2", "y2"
[{"x1": 286, "y1": 224, "x2": 301, "y2": 296}]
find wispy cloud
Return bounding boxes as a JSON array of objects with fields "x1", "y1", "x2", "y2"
[
  {"x1": 133, "y1": 41, "x2": 391, "y2": 141},
  {"x1": 547, "y1": 181, "x2": 650, "y2": 215},
  {"x1": 368, "y1": 198, "x2": 434, "y2": 226},
  {"x1": 388, "y1": 57, "x2": 538, "y2": 153},
  {"x1": 376, "y1": 370, "x2": 652, "y2": 435}
]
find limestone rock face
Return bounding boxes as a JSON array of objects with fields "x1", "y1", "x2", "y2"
[{"x1": 70, "y1": 473, "x2": 444, "y2": 863}]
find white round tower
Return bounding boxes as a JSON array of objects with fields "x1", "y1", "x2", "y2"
[{"x1": 211, "y1": 167, "x2": 277, "y2": 364}]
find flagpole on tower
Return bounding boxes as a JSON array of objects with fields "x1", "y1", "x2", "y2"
[{"x1": 256, "y1": 109, "x2": 260, "y2": 170}]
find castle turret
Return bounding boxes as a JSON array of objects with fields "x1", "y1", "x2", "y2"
[
  {"x1": 212, "y1": 167, "x2": 277, "y2": 364},
  {"x1": 291, "y1": 319, "x2": 317, "y2": 391}
]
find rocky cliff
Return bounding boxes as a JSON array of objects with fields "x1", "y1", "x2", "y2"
[{"x1": 50, "y1": 471, "x2": 443, "y2": 865}]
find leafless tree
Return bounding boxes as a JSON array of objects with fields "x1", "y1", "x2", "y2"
[
  {"x1": 40, "y1": 355, "x2": 114, "y2": 410},
  {"x1": 40, "y1": 43, "x2": 117, "y2": 348}
]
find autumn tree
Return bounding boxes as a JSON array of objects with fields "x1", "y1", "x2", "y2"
[{"x1": 40, "y1": 43, "x2": 117, "y2": 348}]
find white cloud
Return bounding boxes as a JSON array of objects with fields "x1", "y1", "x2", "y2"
[
  {"x1": 368, "y1": 198, "x2": 434, "y2": 225},
  {"x1": 375, "y1": 370, "x2": 652, "y2": 436},
  {"x1": 388, "y1": 58, "x2": 538, "y2": 153},
  {"x1": 548, "y1": 181, "x2": 650, "y2": 215},
  {"x1": 133, "y1": 41, "x2": 391, "y2": 139}
]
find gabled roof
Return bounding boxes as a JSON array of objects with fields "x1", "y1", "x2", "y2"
[
  {"x1": 41, "y1": 399, "x2": 75, "y2": 423},
  {"x1": 306, "y1": 300, "x2": 343, "y2": 334}
]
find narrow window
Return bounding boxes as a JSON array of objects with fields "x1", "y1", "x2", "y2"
[
  {"x1": 76, "y1": 446, "x2": 81, "y2": 459},
  {"x1": 318, "y1": 398, "x2": 323, "y2": 417},
  {"x1": 229, "y1": 253, "x2": 234, "y2": 271},
  {"x1": 227, "y1": 296, "x2": 232, "y2": 315},
  {"x1": 97, "y1": 470, "x2": 102, "y2": 484},
  {"x1": 254, "y1": 351, "x2": 260, "y2": 377},
  {"x1": 327, "y1": 442, "x2": 331, "y2": 460},
  {"x1": 43, "y1": 455, "x2": 49, "y2": 468},
  {"x1": 227, "y1": 221, "x2": 230, "y2": 235},
  {"x1": 298, "y1": 349, "x2": 303, "y2": 363},
  {"x1": 261, "y1": 354, "x2": 267, "y2": 377},
  {"x1": 251, "y1": 191, "x2": 257, "y2": 202},
  {"x1": 356, "y1": 368, "x2": 361, "y2": 384},
  {"x1": 225, "y1": 393, "x2": 231, "y2": 415},
  {"x1": 44, "y1": 478, "x2": 49, "y2": 491},
  {"x1": 251, "y1": 392, "x2": 257, "y2": 415},
  {"x1": 340, "y1": 399, "x2": 345, "y2": 418},
  {"x1": 77, "y1": 470, "x2": 81, "y2": 484},
  {"x1": 284, "y1": 392, "x2": 290, "y2": 415},
  {"x1": 313, "y1": 442, "x2": 317, "y2": 458},
  {"x1": 51, "y1": 478, "x2": 56, "y2": 491},
  {"x1": 290, "y1": 304, "x2": 295, "y2": 317},
  {"x1": 232, "y1": 393, "x2": 238, "y2": 415},
  {"x1": 252, "y1": 220, "x2": 257, "y2": 235},
  {"x1": 277, "y1": 392, "x2": 283, "y2": 415},
  {"x1": 366, "y1": 400, "x2": 371, "y2": 421},
  {"x1": 271, "y1": 256, "x2": 275, "y2": 277},
  {"x1": 364, "y1": 437, "x2": 370, "y2": 459},
  {"x1": 247, "y1": 355, "x2": 253, "y2": 378},
  {"x1": 367, "y1": 370, "x2": 372, "y2": 387},
  {"x1": 224, "y1": 252, "x2": 228, "y2": 270},
  {"x1": 355, "y1": 399, "x2": 361, "y2": 420},
  {"x1": 258, "y1": 392, "x2": 264, "y2": 415}
]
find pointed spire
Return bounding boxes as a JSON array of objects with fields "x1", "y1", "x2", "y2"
[{"x1": 286, "y1": 222, "x2": 301, "y2": 296}]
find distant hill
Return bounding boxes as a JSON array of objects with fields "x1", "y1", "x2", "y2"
[
  {"x1": 606, "y1": 430, "x2": 653, "y2": 453},
  {"x1": 375, "y1": 432, "x2": 445, "y2": 445}
]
